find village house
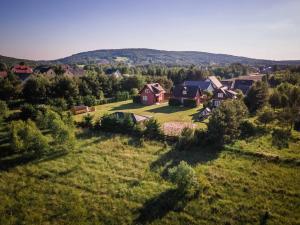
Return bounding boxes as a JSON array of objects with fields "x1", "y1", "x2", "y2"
[
  {"x1": 183, "y1": 80, "x2": 214, "y2": 93},
  {"x1": 211, "y1": 87, "x2": 237, "y2": 107},
  {"x1": 34, "y1": 66, "x2": 56, "y2": 77},
  {"x1": 222, "y1": 74, "x2": 264, "y2": 95},
  {"x1": 172, "y1": 85, "x2": 204, "y2": 105},
  {"x1": 183, "y1": 76, "x2": 223, "y2": 93},
  {"x1": 11, "y1": 64, "x2": 33, "y2": 81},
  {"x1": 139, "y1": 83, "x2": 166, "y2": 105}
]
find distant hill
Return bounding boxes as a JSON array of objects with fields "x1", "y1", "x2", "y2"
[{"x1": 1, "y1": 48, "x2": 300, "y2": 66}]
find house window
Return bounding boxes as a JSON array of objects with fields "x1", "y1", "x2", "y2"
[
  {"x1": 214, "y1": 100, "x2": 221, "y2": 107},
  {"x1": 142, "y1": 96, "x2": 148, "y2": 101},
  {"x1": 145, "y1": 89, "x2": 149, "y2": 93},
  {"x1": 217, "y1": 93, "x2": 223, "y2": 98}
]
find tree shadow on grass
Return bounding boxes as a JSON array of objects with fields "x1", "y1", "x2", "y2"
[
  {"x1": 146, "y1": 105, "x2": 189, "y2": 114},
  {"x1": 150, "y1": 145, "x2": 221, "y2": 178},
  {"x1": 109, "y1": 102, "x2": 146, "y2": 111},
  {"x1": 0, "y1": 150, "x2": 68, "y2": 171},
  {"x1": 134, "y1": 188, "x2": 198, "y2": 225}
]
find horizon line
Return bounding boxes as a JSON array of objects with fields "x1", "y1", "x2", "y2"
[{"x1": 1, "y1": 47, "x2": 300, "y2": 62}]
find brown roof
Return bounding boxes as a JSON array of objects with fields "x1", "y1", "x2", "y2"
[
  {"x1": 141, "y1": 83, "x2": 166, "y2": 94},
  {"x1": 208, "y1": 76, "x2": 223, "y2": 89}
]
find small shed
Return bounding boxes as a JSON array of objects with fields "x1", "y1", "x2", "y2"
[{"x1": 71, "y1": 105, "x2": 95, "y2": 115}]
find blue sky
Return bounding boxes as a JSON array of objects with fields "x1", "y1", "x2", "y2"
[{"x1": 0, "y1": 0, "x2": 299, "y2": 60}]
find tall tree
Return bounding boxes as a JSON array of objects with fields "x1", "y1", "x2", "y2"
[{"x1": 244, "y1": 81, "x2": 269, "y2": 113}]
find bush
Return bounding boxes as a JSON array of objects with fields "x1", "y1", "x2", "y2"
[
  {"x1": 168, "y1": 161, "x2": 198, "y2": 193},
  {"x1": 257, "y1": 106, "x2": 276, "y2": 126},
  {"x1": 51, "y1": 118, "x2": 75, "y2": 149},
  {"x1": 207, "y1": 100, "x2": 248, "y2": 146},
  {"x1": 130, "y1": 88, "x2": 139, "y2": 96},
  {"x1": 98, "y1": 113, "x2": 136, "y2": 134},
  {"x1": 81, "y1": 113, "x2": 94, "y2": 128},
  {"x1": 0, "y1": 100, "x2": 8, "y2": 122},
  {"x1": 194, "y1": 128, "x2": 207, "y2": 146},
  {"x1": 176, "y1": 127, "x2": 195, "y2": 151},
  {"x1": 99, "y1": 114, "x2": 121, "y2": 132},
  {"x1": 144, "y1": 118, "x2": 162, "y2": 139},
  {"x1": 169, "y1": 98, "x2": 181, "y2": 106},
  {"x1": 82, "y1": 95, "x2": 96, "y2": 107},
  {"x1": 132, "y1": 95, "x2": 141, "y2": 104},
  {"x1": 183, "y1": 99, "x2": 198, "y2": 108},
  {"x1": 47, "y1": 98, "x2": 68, "y2": 111},
  {"x1": 272, "y1": 129, "x2": 291, "y2": 149},
  {"x1": 116, "y1": 91, "x2": 130, "y2": 101},
  {"x1": 9, "y1": 120, "x2": 49, "y2": 154},
  {"x1": 239, "y1": 120, "x2": 256, "y2": 138},
  {"x1": 20, "y1": 103, "x2": 38, "y2": 120}
]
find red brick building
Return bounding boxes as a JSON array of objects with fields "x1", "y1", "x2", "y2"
[{"x1": 139, "y1": 83, "x2": 166, "y2": 105}]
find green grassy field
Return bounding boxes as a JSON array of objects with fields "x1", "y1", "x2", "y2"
[
  {"x1": 0, "y1": 122, "x2": 299, "y2": 225},
  {"x1": 73, "y1": 100, "x2": 207, "y2": 129}
]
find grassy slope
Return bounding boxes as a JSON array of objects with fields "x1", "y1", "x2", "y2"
[
  {"x1": 0, "y1": 122, "x2": 299, "y2": 225},
  {"x1": 73, "y1": 100, "x2": 207, "y2": 128}
]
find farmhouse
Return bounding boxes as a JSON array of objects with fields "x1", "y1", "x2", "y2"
[
  {"x1": 12, "y1": 64, "x2": 33, "y2": 81},
  {"x1": 139, "y1": 83, "x2": 166, "y2": 105},
  {"x1": 172, "y1": 85, "x2": 204, "y2": 105}
]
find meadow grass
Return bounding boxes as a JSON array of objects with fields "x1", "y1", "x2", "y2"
[
  {"x1": 73, "y1": 100, "x2": 208, "y2": 129},
  {"x1": 0, "y1": 125, "x2": 299, "y2": 225}
]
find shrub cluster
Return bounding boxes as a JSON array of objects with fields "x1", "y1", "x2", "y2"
[
  {"x1": 168, "y1": 98, "x2": 181, "y2": 106},
  {"x1": 9, "y1": 120, "x2": 49, "y2": 155},
  {"x1": 132, "y1": 95, "x2": 141, "y2": 104},
  {"x1": 95, "y1": 114, "x2": 163, "y2": 140},
  {"x1": 183, "y1": 99, "x2": 198, "y2": 108}
]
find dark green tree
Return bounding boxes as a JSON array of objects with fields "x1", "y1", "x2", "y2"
[
  {"x1": 244, "y1": 81, "x2": 269, "y2": 113},
  {"x1": 207, "y1": 100, "x2": 248, "y2": 145}
]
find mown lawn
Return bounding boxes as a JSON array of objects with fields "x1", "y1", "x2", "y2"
[
  {"x1": 0, "y1": 125, "x2": 299, "y2": 225},
  {"x1": 73, "y1": 100, "x2": 207, "y2": 129}
]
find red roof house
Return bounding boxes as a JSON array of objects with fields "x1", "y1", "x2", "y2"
[
  {"x1": 139, "y1": 83, "x2": 166, "y2": 105},
  {"x1": 12, "y1": 64, "x2": 33, "y2": 81}
]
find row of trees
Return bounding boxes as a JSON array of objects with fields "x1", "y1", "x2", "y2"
[{"x1": 0, "y1": 72, "x2": 172, "y2": 106}]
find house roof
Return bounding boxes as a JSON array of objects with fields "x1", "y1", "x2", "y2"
[
  {"x1": 72, "y1": 105, "x2": 88, "y2": 111},
  {"x1": 141, "y1": 83, "x2": 166, "y2": 94},
  {"x1": 183, "y1": 81, "x2": 212, "y2": 91},
  {"x1": 221, "y1": 80, "x2": 234, "y2": 89},
  {"x1": 207, "y1": 76, "x2": 223, "y2": 89},
  {"x1": 113, "y1": 112, "x2": 151, "y2": 123},
  {"x1": 172, "y1": 85, "x2": 200, "y2": 98},
  {"x1": 34, "y1": 65, "x2": 53, "y2": 74},
  {"x1": 233, "y1": 80, "x2": 254, "y2": 94},
  {"x1": 12, "y1": 65, "x2": 33, "y2": 74}
]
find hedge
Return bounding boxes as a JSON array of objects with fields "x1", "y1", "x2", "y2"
[
  {"x1": 183, "y1": 99, "x2": 198, "y2": 108},
  {"x1": 169, "y1": 98, "x2": 181, "y2": 106},
  {"x1": 132, "y1": 95, "x2": 141, "y2": 104}
]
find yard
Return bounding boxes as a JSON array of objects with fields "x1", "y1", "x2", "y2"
[
  {"x1": 0, "y1": 126, "x2": 299, "y2": 225},
  {"x1": 73, "y1": 100, "x2": 208, "y2": 131}
]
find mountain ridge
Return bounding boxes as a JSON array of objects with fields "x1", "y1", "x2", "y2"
[{"x1": 1, "y1": 48, "x2": 300, "y2": 66}]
